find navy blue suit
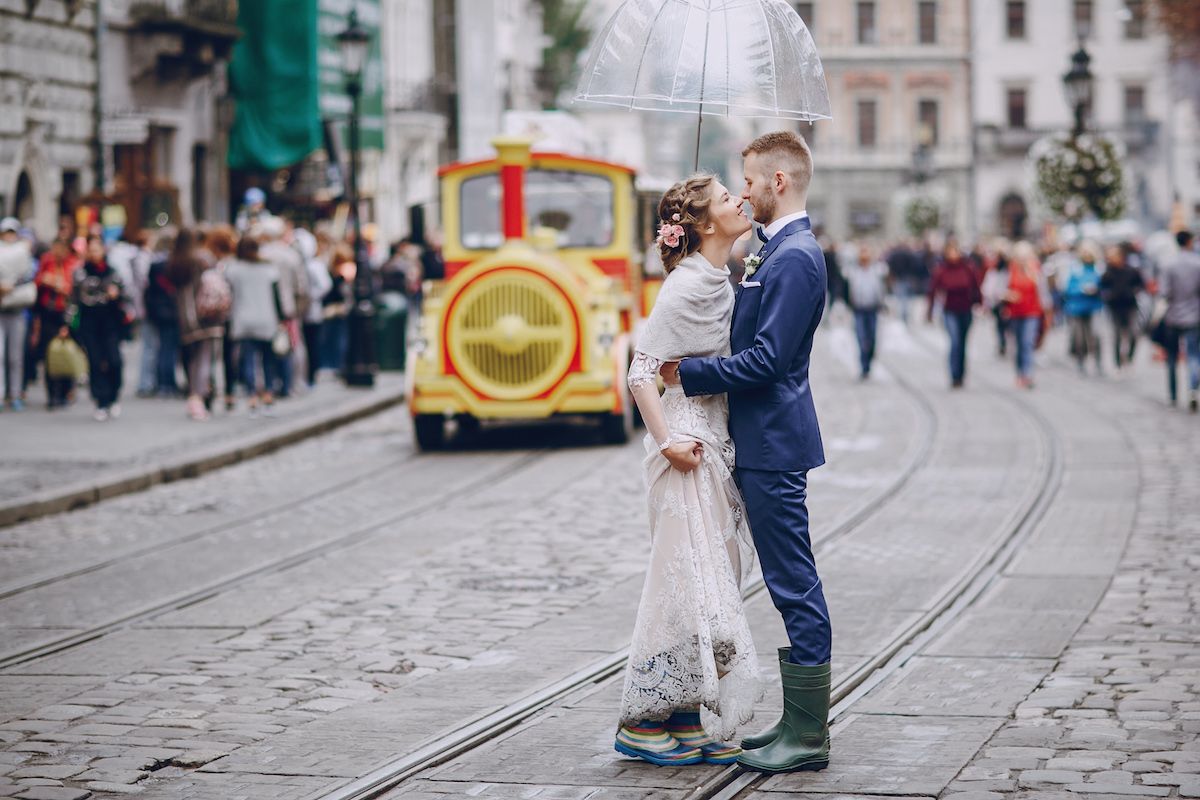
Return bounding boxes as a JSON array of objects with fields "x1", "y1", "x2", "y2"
[{"x1": 678, "y1": 217, "x2": 831, "y2": 665}]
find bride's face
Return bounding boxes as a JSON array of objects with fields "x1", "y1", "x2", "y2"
[{"x1": 703, "y1": 180, "x2": 752, "y2": 242}]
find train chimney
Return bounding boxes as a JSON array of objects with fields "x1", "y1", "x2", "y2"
[{"x1": 492, "y1": 137, "x2": 533, "y2": 241}]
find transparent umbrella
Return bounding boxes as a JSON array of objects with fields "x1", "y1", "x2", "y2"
[{"x1": 575, "y1": 0, "x2": 830, "y2": 169}]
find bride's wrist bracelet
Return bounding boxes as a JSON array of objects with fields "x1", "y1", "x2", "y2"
[{"x1": 658, "y1": 439, "x2": 672, "y2": 452}]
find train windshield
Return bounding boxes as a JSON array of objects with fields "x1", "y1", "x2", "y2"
[{"x1": 460, "y1": 169, "x2": 615, "y2": 250}]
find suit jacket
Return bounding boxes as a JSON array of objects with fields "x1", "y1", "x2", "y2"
[{"x1": 678, "y1": 217, "x2": 826, "y2": 471}]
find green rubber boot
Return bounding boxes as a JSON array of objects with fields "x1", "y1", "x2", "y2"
[
  {"x1": 736, "y1": 660, "x2": 830, "y2": 774},
  {"x1": 739, "y1": 647, "x2": 791, "y2": 750}
]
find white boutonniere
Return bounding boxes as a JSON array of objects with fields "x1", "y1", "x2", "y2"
[{"x1": 742, "y1": 253, "x2": 762, "y2": 282}]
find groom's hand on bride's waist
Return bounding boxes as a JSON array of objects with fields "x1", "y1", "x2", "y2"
[{"x1": 660, "y1": 360, "x2": 681, "y2": 386}]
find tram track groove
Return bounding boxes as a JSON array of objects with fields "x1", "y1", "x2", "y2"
[
  {"x1": 0, "y1": 448, "x2": 553, "y2": 671},
  {"x1": 309, "y1": 360, "x2": 940, "y2": 800}
]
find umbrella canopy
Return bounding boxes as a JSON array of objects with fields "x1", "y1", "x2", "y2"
[{"x1": 575, "y1": 0, "x2": 830, "y2": 121}]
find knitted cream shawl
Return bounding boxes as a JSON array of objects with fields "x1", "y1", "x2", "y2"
[{"x1": 636, "y1": 252, "x2": 733, "y2": 361}]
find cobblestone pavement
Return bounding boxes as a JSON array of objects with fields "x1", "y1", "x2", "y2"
[
  {"x1": 2, "y1": 310, "x2": 1195, "y2": 800},
  {"x1": 377, "y1": 316, "x2": 1054, "y2": 798},
  {"x1": 931, "y1": 328, "x2": 1200, "y2": 800},
  {"x1": 0, "y1": 329, "x2": 912, "y2": 798}
]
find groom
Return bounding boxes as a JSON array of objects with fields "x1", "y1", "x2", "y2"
[{"x1": 662, "y1": 130, "x2": 831, "y2": 774}]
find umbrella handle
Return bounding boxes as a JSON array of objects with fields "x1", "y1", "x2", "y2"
[{"x1": 693, "y1": 108, "x2": 703, "y2": 172}]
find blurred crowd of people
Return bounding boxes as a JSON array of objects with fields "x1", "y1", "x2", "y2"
[
  {"x1": 0, "y1": 191, "x2": 442, "y2": 422},
  {"x1": 818, "y1": 229, "x2": 1200, "y2": 411}
]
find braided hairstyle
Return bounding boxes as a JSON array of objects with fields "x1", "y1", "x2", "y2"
[{"x1": 656, "y1": 174, "x2": 715, "y2": 273}]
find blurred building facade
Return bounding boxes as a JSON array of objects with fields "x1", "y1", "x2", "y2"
[
  {"x1": 971, "y1": 0, "x2": 1173, "y2": 239},
  {"x1": 798, "y1": 0, "x2": 974, "y2": 242},
  {"x1": 100, "y1": 0, "x2": 238, "y2": 232},
  {"x1": 375, "y1": 0, "x2": 542, "y2": 243},
  {"x1": 0, "y1": 0, "x2": 236, "y2": 241},
  {"x1": 1, "y1": 1, "x2": 97, "y2": 240}
]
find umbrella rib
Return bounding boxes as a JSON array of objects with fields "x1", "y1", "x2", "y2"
[
  {"x1": 724, "y1": 3, "x2": 731, "y2": 114},
  {"x1": 629, "y1": 0, "x2": 675, "y2": 110},
  {"x1": 667, "y1": 0, "x2": 691, "y2": 103},
  {"x1": 757, "y1": 0, "x2": 779, "y2": 113},
  {"x1": 581, "y1": 0, "x2": 627, "y2": 98}
]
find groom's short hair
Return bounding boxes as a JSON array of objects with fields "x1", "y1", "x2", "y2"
[{"x1": 743, "y1": 131, "x2": 813, "y2": 195}]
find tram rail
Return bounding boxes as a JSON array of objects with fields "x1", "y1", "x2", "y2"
[{"x1": 0, "y1": 448, "x2": 551, "y2": 670}]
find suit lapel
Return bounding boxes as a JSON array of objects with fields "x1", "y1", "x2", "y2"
[
  {"x1": 730, "y1": 217, "x2": 811, "y2": 332},
  {"x1": 756, "y1": 216, "x2": 812, "y2": 271}
]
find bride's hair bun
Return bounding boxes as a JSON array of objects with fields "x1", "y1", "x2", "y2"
[{"x1": 656, "y1": 174, "x2": 714, "y2": 274}]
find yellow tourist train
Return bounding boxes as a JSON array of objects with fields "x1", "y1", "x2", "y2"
[{"x1": 407, "y1": 137, "x2": 667, "y2": 451}]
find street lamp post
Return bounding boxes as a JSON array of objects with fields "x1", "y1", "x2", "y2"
[
  {"x1": 338, "y1": 9, "x2": 376, "y2": 388},
  {"x1": 1062, "y1": 40, "x2": 1094, "y2": 139}
]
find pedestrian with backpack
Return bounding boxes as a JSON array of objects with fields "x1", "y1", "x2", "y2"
[{"x1": 170, "y1": 228, "x2": 229, "y2": 420}]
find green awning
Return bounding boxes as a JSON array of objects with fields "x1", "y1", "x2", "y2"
[{"x1": 227, "y1": 0, "x2": 322, "y2": 170}]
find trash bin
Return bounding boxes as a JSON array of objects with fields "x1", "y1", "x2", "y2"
[{"x1": 374, "y1": 292, "x2": 408, "y2": 371}]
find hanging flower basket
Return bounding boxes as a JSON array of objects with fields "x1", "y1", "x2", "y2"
[
  {"x1": 1030, "y1": 132, "x2": 1126, "y2": 222},
  {"x1": 903, "y1": 194, "x2": 941, "y2": 236}
]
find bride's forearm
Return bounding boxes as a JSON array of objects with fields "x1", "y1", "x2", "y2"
[{"x1": 630, "y1": 382, "x2": 672, "y2": 448}]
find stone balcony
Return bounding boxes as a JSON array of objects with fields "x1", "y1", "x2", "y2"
[
  {"x1": 975, "y1": 120, "x2": 1160, "y2": 159},
  {"x1": 123, "y1": 0, "x2": 240, "y2": 79}
]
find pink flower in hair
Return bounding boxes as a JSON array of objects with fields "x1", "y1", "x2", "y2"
[{"x1": 657, "y1": 222, "x2": 685, "y2": 249}]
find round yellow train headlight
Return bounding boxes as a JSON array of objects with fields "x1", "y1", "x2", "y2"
[{"x1": 447, "y1": 269, "x2": 578, "y2": 400}]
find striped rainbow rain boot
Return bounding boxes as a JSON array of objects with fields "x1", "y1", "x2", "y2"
[
  {"x1": 665, "y1": 709, "x2": 741, "y2": 765},
  {"x1": 614, "y1": 720, "x2": 704, "y2": 766}
]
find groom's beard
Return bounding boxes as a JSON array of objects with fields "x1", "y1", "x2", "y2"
[{"x1": 751, "y1": 192, "x2": 776, "y2": 225}]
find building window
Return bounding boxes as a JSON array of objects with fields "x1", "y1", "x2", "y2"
[
  {"x1": 849, "y1": 202, "x2": 884, "y2": 235},
  {"x1": 1123, "y1": 0, "x2": 1147, "y2": 39},
  {"x1": 918, "y1": 99, "x2": 940, "y2": 145},
  {"x1": 857, "y1": 99, "x2": 878, "y2": 148},
  {"x1": 918, "y1": 1, "x2": 937, "y2": 44},
  {"x1": 1073, "y1": 0, "x2": 1093, "y2": 38},
  {"x1": 1123, "y1": 85, "x2": 1146, "y2": 126},
  {"x1": 1006, "y1": 87, "x2": 1027, "y2": 129},
  {"x1": 792, "y1": 1, "x2": 814, "y2": 32},
  {"x1": 1005, "y1": 0, "x2": 1025, "y2": 39},
  {"x1": 857, "y1": 2, "x2": 877, "y2": 44}
]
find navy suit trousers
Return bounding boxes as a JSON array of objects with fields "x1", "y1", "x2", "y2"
[{"x1": 736, "y1": 467, "x2": 832, "y2": 665}]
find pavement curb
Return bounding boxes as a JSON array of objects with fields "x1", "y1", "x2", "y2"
[{"x1": 0, "y1": 385, "x2": 407, "y2": 529}]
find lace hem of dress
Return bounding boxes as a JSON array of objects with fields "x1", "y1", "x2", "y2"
[{"x1": 620, "y1": 634, "x2": 760, "y2": 741}]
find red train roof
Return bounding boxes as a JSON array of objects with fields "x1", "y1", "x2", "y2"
[{"x1": 438, "y1": 151, "x2": 637, "y2": 178}]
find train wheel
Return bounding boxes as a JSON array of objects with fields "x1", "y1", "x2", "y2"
[
  {"x1": 414, "y1": 415, "x2": 446, "y2": 451},
  {"x1": 600, "y1": 394, "x2": 634, "y2": 445}
]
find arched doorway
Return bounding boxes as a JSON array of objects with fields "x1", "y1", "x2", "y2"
[
  {"x1": 14, "y1": 172, "x2": 33, "y2": 223},
  {"x1": 998, "y1": 193, "x2": 1027, "y2": 239}
]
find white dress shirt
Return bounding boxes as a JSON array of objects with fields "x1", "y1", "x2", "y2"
[{"x1": 762, "y1": 210, "x2": 809, "y2": 242}]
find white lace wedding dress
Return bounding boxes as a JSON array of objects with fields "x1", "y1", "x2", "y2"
[{"x1": 618, "y1": 351, "x2": 760, "y2": 741}]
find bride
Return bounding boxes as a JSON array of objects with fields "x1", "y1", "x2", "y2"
[{"x1": 614, "y1": 175, "x2": 760, "y2": 766}]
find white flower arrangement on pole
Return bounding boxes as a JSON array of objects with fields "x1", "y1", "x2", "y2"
[
  {"x1": 903, "y1": 194, "x2": 941, "y2": 237},
  {"x1": 1030, "y1": 132, "x2": 1126, "y2": 222}
]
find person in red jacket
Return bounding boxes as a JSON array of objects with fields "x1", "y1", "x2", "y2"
[
  {"x1": 927, "y1": 240, "x2": 982, "y2": 388},
  {"x1": 31, "y1": 238, "x2": 80, "y2": 392},
  {"x1": 1005, "y1": 241, "x2": 1050, "y2": 389}
]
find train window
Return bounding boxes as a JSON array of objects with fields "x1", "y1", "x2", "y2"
[{"x1": 460, "y1": 169, "x2": 615, "y2": 250}]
